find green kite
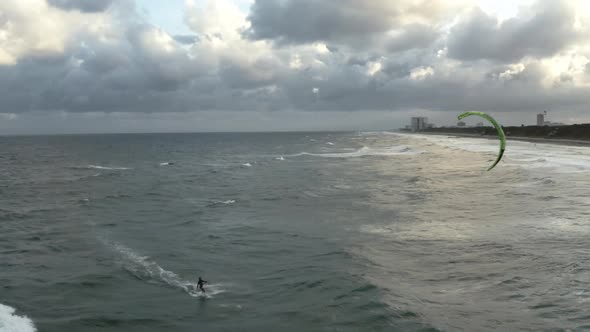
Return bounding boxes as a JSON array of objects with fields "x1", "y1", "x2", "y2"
[{"x1": 457, "y1": 111, "x2": 506, "y2": 171}]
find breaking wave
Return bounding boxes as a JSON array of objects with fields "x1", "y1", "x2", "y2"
[
  {"x1": 288, "y1": 146, "x2": 423, "y2": 158},
  {"x1": 207, "y1": 199, "x2": 236, "y2": 207},
  {"x1": 88, "y1": 165, "x2": 131, "y2": 170},
  {"x1": 72, "y1": 165, "x2": 132, "y2": 170},
  {"x1": 0, "y1": 303, "x2": 36, "y2": 332},
  {"x1": 406, "y1": 133, "x2": 590, "y2": 173},
  {"x1": 356, "y1": 131, "x2": 399, "y2": 136}
]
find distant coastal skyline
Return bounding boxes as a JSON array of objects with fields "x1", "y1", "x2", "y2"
[{"x1": 1, "y1": 0, "x2": 590, "y2": 134}]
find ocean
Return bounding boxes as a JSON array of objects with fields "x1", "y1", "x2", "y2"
[{"x1": 1, "y1": 131, "x2": 589, "y2": 332}]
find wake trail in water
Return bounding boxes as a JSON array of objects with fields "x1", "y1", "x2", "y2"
[
  {"x1": 0, "y1": 303, "x2": 36, "y2": 332},
  {"x1": 101, "y1": 239, "x2": 226, "y2": 298}
]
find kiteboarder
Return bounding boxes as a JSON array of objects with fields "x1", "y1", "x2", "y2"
[{"x1": 197, "y1": 277, "x2": 207, "y2": 293}]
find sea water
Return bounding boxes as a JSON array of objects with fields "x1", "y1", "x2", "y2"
[{"x1": 1, "y1": 132, "x2": 589, "y2": 331}]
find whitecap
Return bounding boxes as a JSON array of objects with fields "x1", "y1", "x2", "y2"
[
  {"x1": 87, "y1": 165, "x2": 131, "y2": 170},
  {"x1": 356, "y1": 131, "x2": 399, "y2": 136},
  {"x1": 360, "y1": 225, "x2": 394, "y2": 235},
  {"x1": 159, "y1": 162, "x2": 174, "y2": 166},
  {"x1": 288, "y1": 146, "x2": 423, "y2": 158},
  {"x1": 241, "y1": 163, "x2": 252, "y2": 167},
  {"x1": 275, "y1": 156, "x2": 285, "y2": 161},
  {"x1": 404, "y1": 133, "x2": 590, "y2": 173},
  {"x1": 208, "y1": 200, "x2": 236, "y2": 207},
  {"x1": 326, "y1": 142, "x2": 335, "y2": 145},
  {"x1": 0, "y1": 303, "x2": 36, "y2": 332}
]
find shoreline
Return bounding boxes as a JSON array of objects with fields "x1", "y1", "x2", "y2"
[{"x1": 412, "y1": 131, "x2": 590, "y2": 147}]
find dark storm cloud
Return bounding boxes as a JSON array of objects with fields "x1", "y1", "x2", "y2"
[
  {"x1": 245, "y1": 0, "x2": 394, "y2": 45},
  {"x1": 218, "y1": 56, "x2": 280, "y2": 89},
  {"x1": 47, "y1": 0, "x2": 115, "y2": 12},
  {"x1": 309, "y1": 70, "x2": 587, "y2": 113},
  {"x1": 244, "y1": 0, "x2": 446, "y2": 51},
  {"x1": 447, "y1": 1, "x2": 581, "y2": 62},
  {"x1": 346, "y1": 54, "x2": 382, "y2": 66}
]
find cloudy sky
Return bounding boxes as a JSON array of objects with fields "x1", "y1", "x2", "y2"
[{"x1": 1, "y1": 0, "x2": 590, "y2": 134}]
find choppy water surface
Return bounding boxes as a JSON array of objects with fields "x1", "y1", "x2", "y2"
[{"x1": 1, "y1": 132, "x2": 589, "y2": 331}]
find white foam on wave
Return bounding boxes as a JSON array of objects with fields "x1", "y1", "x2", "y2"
[
  {"x1": 0, "y1": 303, "x2": 36, "y2": 332},
  {"x1": 208, "y1": 199, "x2": 236, "y2": 207},
  {"x1": 359, "y1": 225, "x2": 394, "y2": 235},
  {"x1": 104, "y1": 240, "x2": 226, "y2": 298},
  {"x1": 289, "y1": 145, "x2": 423, "y2": 158},
  {"x1": 356, "y1": 131, "x2": 399, "y2": 136},
  {"x1": 275, "y1": 156, "x2": 285, "y2": 161},
  {"x1": 87, "y1": 165, "x2": 131, "y2": 170},
  {"x1": 404, "y1": 133, "x2": 590, "y2": 173},
  {"x1": 241, "y1": 163, "x2": 252, "y2": 167},
  {"x1": 159, "y1": 162, "x2": 174, "y2": 166},
  {"x1": 326, "y1": 142, "x2": 335, "y2": 145}
]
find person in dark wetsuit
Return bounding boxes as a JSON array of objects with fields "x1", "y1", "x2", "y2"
[{"x1": 197, "y1": 277, "x2": 207, "y2": 292}]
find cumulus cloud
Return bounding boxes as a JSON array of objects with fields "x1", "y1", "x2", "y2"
[
  {"x1": 0, "y1": 1, "x2": 207, "y2": 113},
  {"x1": 385, "y1": 24, "x2": 439, "y2": 52},
  {"x1": 1, "y1": 0, "x2": 590, "y2": 133},
  {"x1": 0, "y1": 0, "x2": 97, "y2": 65},
  {"x1": 447, "y1": 1, "x2": 582, "y2": 62},
  {"x1": 244, "y1": 0, "x2": 462, "y2": 50}
]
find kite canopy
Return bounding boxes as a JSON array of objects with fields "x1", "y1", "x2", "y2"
[{"x1": 457, "y1": 111, "x2": 506, "y2": 171}]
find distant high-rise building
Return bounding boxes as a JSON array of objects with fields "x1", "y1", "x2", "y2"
[
  {"x1": 411, "y1": 117, "x2": 428, "y2": 131},
  {"x1": 537, "y1": 113, "x2": 545, "y2": 126}
]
